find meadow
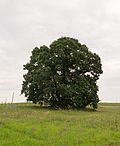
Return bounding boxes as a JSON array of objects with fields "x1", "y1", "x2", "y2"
[{"x1": 0, "y1": 103, "x2": 120, "y2": 146}]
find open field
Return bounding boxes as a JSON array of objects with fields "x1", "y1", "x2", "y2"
[{"x1": 0, "y1": 103, "x2": 120, "y2": 146}]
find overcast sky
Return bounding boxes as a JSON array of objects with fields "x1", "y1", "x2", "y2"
[{"x1": 0, "y1": 0, "x2": 120, "y2": 103}]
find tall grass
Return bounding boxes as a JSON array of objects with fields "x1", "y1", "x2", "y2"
[{"x1": 0, "y1": 103, "x2": 120, "y2": 145}]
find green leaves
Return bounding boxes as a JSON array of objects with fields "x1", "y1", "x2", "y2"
[{"x1": 21, "y1": 37, "x2": 103, "y2": 109}]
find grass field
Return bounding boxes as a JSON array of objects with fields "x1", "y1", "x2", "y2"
[{"x1": 0, "y1": 103, "x2": 120, "y2": 146}]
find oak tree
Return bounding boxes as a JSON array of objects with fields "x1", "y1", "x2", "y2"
[{"x1": 21, "y1": 37, "x2": 103, "y2": 109}]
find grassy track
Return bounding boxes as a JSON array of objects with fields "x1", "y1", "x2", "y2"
[{"x1": 0, "y1": 103, "x2": 120, "y2": 146}]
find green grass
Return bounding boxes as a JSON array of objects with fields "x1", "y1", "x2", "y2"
[{"x1": 0, "y1": 103, "x2": 120, "y2": 146}]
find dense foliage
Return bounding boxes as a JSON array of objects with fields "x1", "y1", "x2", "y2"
[{"x1": 21, "y1": 37, "x2": 103, "y2": 109}]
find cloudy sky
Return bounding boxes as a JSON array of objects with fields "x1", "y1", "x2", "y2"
[{"x1": 0, "y1": 0, "x2": 120, "y2": 103}]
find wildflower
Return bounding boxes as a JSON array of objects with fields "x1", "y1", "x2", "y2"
[
  {"x1": 84, "y1": 132, "x2": 87, "y2": 135},
  {"x1": 63, "y1": 126, "x2": 67, "y2": 130},
  {"x1": 76, "y1": 128, "x2": 78, "y2": 131},
  {"x1": 61, "y1": 133, "x2": 64, "y2": 136},
  {"x1": 32, "y1": 126, "x2": 35, "y2": 131},
  {"x1": 81, "y1": 128, "x2": 84, "y2": 131}
]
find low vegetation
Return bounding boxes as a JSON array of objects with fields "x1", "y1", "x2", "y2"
[{"x1": 0, "y1": 103, "x2": 120, "y2": 145}]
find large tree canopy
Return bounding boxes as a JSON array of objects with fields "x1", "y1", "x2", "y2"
[{"x1": 21, "y1": 37, "x2": 103, "y2": 109}]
